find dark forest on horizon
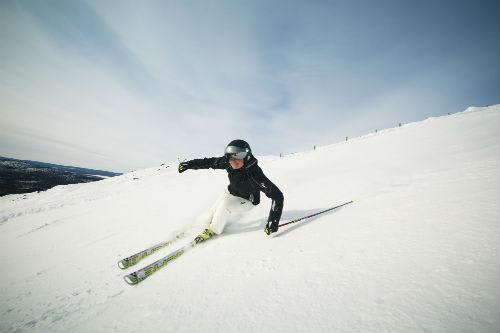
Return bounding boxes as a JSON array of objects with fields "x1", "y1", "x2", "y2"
[{"x1": 0, "y1": 156, "x2": 121, "y2": 197}]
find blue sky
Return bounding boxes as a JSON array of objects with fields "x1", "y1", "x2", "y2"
[{"x1": 1, "y1": 0, "x2": 499, "y2": 172}]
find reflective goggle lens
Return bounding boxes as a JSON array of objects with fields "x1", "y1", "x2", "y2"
[{"x1": 224, "y1": 146, "x2": 249, "y2": 160}]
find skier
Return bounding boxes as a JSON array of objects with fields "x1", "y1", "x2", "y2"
[{"x1": 178, "y1": 139, "x2": 284, "y2": 241}]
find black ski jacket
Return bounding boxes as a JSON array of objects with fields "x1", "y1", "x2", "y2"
[{"x1": 186, "y1": 155, "x2": 284, "y2": 223}]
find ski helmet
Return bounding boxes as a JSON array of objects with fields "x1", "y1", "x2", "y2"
[{"x1": 224, "y1": 139, "x2": 252, "y2": 160}]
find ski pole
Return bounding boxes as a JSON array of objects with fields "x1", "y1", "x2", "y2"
[{"x1": 278, "y1": 200, "x2": 354, "y2": 228}]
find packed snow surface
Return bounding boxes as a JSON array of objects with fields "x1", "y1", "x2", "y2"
[{"x1": 1, "y1": 105, "x2": 499, "y2": 333}]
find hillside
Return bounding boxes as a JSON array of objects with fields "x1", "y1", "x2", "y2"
[
  {"x1": 0, "y1": 105, "x2": 499, "y2": 333},
  {"x1": 0, "y1": 157, "x2": 122, "y2": 197}
]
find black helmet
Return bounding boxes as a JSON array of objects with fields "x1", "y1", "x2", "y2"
[{"x1": 224, "y1": 139, "x2": 252, "y2": 160}]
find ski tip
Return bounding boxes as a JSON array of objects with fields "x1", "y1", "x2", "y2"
[
  {"x1": 124, "y1": 274, "x2": 139, "y2": 285},
  {"x1": 117, "y1": 260, "x2": 129, "y2": 270}
]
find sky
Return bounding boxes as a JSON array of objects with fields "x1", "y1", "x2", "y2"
[{"x1": 1, "y1": 0, "x2": 499, "y2": 172}]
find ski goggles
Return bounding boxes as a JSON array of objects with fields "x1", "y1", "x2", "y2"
[{"x1": 224, "y1": 146, "x2": 249, "y2": 160}]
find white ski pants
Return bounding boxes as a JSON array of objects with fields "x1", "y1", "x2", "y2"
[{"x1": 197, "y1": 190, "x2": 254, "y2": 235}]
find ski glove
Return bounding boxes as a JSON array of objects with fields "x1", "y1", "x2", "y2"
[
  {"x1": 264, "y1": 219, "x2": 279, "y2": 235},
  {"x1": 178, "y1": 162, "x2": 190, "y2": 173}
]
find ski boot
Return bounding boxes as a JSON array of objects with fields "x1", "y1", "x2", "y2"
[{"x1": 192, "y1": 228, "x2": 215, "y2": 245}]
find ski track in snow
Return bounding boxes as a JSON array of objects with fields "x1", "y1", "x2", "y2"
[{"x1": 1, "y1": 105, "x2": 500, "y2": 332}]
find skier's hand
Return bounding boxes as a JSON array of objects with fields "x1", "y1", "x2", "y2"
[
  {"x1": 264, "y1": 219, "x2": 279, "y2": 235},
  {"x1": 178, "y1": 162, "x2": 190, "y2": 173}
]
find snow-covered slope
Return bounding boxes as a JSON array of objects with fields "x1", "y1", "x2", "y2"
[{"x1": 1, "y1": 105, "x2": 499, "y2": 333}]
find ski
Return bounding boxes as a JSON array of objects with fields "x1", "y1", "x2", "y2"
[
  {"x1": 123, "y1": 230, "x2": 215, "y2": 285},
  {"x1": 117, "y1": 231, "x2": 186, "y2": 269},
  {"x1": 123, "y1": 246, "x2": 188, "y2": 285}
]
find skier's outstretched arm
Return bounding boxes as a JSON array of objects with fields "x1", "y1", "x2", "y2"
[{"x1": 178, "y1": 156, "x2": 228, "y2": 173}]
